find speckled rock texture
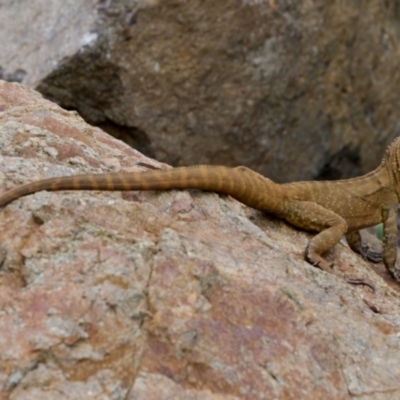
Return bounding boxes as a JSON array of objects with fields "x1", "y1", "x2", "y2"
[
  {"x1": 2, "y1": 1, "x2": 400, "y2": 181},
  {"x1": 1, "y1": 81, "x2": 400, "y2": 399}
]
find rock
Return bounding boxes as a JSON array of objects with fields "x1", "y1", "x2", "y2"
[
  {"x1": 2, "y1": 1, "x2": 400, "y2": 181},
  {"x1": 1, "y1": 81, "x2": 400, "y2": 399}
]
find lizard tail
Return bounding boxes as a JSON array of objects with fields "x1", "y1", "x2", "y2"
[{"x1": 0, "y1": 165, "x2": 283, "y2": 213}]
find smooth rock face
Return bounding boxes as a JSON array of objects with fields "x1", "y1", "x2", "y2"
[
  {"x1": 1, "y1": 81, "x2": 400, "y2": 399},
  {"x1": 0, "y1": 0, "x2": 99, "y2": 87},
  {"x1": 2, "y1": 1, "x2": 400, "y2": 181}
]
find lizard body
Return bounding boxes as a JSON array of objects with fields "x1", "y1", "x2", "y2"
[{"x1": 1, "y1": 138, "x2": 400, "y2": 281}]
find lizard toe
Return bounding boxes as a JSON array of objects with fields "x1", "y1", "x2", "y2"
[{"x1": 306, "y1": 253, "x2": 333, "y2": 272}]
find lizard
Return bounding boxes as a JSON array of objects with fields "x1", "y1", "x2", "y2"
[{"x1": 0, "y1": 138, "x2": 399, "y2": 282}]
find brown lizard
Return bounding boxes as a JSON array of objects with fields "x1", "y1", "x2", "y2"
[{"x1": 0, "y1": 138, "x2": 399, "y2": 282}]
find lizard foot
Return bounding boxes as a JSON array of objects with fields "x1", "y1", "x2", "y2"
[
  {"x1": 306, "y1": 253, "x2": 334, "y2": 272},
  {"x1": 360, "y1": 246, "x2": 382, "y2": 263}
]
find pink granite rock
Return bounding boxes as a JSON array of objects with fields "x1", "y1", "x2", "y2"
[{"x1": 0, "y1": 81, "x2": 400, "y2": 399}]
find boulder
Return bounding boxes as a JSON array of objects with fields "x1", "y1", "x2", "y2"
[
  {"x1": 1, "y1": 1, "x2": 400, "y2": 181},
  {"x1": 1, "y1": 80, "x2": 400, "y2": 399}
]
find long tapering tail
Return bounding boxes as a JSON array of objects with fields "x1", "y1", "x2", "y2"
[{"x1": 0, "y1": 165, "x2": 283, "y2": 213}]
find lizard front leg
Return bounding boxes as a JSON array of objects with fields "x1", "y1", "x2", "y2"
[
  {"x1": 346, "y1": 231, "x2": 382, "y2": 263},
  {"x1": 282, "y1": 201, "x2": 348, "y2": 272},
  {"x1": 381, "y1": 203, "x2": 400, "y2": 281}
]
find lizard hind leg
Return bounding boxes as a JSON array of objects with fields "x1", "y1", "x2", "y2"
[{"x1": 282, "y1": 201, "x2": 348, "y2": 272}]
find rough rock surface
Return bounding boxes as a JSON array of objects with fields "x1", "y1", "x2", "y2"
[
  {"x1": 2, "y1": 1, "x2": 400, "y2": 181},
  {"x1": 2, "y1": 81, "x2": 400, "y2": 399}
]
